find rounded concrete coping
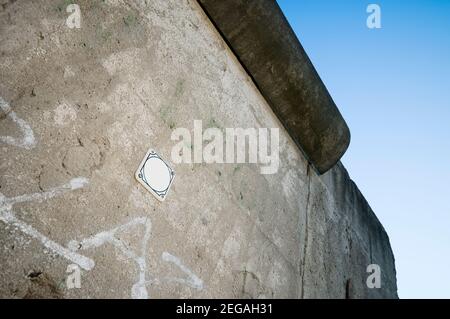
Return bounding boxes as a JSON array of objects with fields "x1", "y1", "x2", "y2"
[{"x1": 198, "y1": 0, "x2": 351, "y2": 174}]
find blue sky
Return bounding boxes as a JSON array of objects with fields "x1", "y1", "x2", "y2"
[{"x1": 277, "y1": 0, "x2": 450, "y2": 298}]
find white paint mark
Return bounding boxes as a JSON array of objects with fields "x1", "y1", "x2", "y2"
[
  {"x1": 3, "y1": 177, "x2": 89, "y2": 207},
  {"x1": 69, "y1": 177, "x2": 89, "y2": 190},
  {"x1": 68, "y1": 217, "x2": 152, "y2": 299},
  {"x1": 68, "y1": 218, "x2": 204, "y2": 298},
  {"x1": 0, "y1": 178, "x2": 94, "y2": 270},
  {"x1": 0, "y1": 211, "x2": 94, "y2": 270},
  {"x1": 161, "y1": 252, "x2": 204, "y2": 290},
  {"x1": 0, "y1": 96, "x2": 36, "y2": 149}
]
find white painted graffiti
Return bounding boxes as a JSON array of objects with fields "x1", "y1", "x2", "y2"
[
  {"x1": 1, "y1": 94, "x2": 203, "y2": 298},
  {"x1": 0, "y1": 179, "x2": 203, "y2": 298},
  {"x1": 68, "y1": 218, "x2": 204, "y2": 299},
  {"x1": 0, "y1": 177, "x2": 95, "y2": 270},
  {"x1": 0, "y1": 96, "x2": 37, "y2": 149}
]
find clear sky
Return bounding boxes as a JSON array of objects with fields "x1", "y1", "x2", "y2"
[{"x1": 277, "y1": 0, "x2": 450, "y2": 298}]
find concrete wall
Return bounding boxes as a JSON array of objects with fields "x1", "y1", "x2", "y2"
[{"x1": 0, "y1": 0, "x2": 397, "y2": 298}]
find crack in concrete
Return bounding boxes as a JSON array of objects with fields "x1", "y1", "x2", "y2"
[{"x1": 299, "y1": 164, "x2": 312, "y2": 299}]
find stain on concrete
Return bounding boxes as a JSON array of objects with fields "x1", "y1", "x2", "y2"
[{"x1": 23, "y1": 271, "x2": 63, "y2": 299}]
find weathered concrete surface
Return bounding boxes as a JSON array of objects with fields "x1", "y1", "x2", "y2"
[
  {"x1": 198, "y1": 0, "x2": 351, "y2": 174},
  {"x1": 0, "y1": 0, "x2": 396, "y2": 298}
]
